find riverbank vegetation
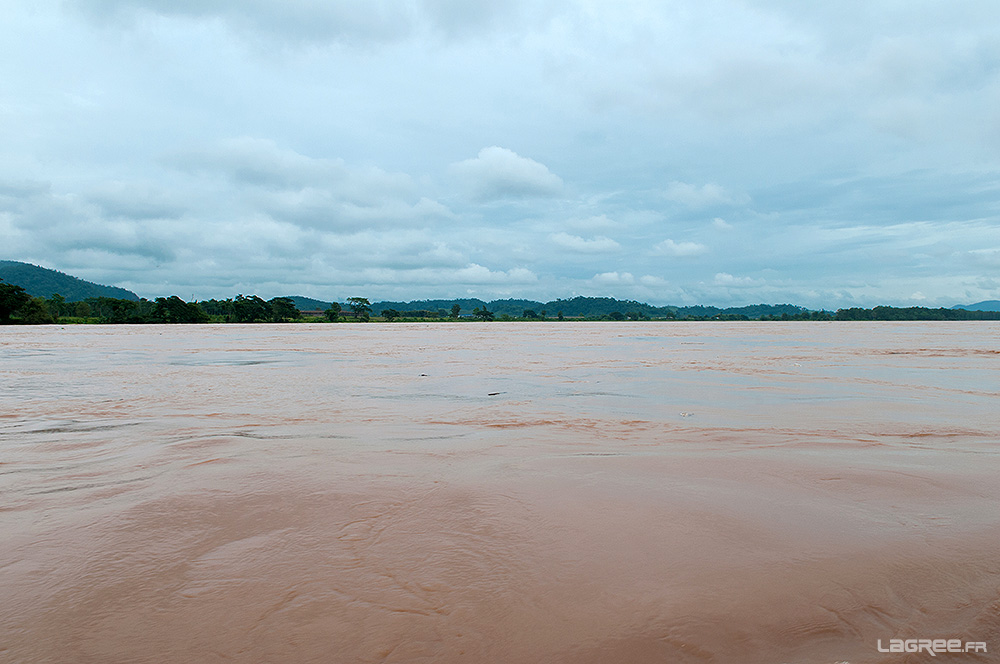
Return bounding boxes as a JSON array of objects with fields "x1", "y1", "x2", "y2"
[{"x1": 3, "y1": 281, "x2": 999, "y2": 324}]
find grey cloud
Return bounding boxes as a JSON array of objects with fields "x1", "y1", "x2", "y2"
[
  {"x1": 968, "y1": 248, "x2": 1000, "y2": 268},
  {"x1": 296, "y1": 264, "x2": 538, "y2": 290},
  {"x1": 261, "y1": 190, "x2": 450, "y2": 230},
  {"x1": 420, "y1": 0, "x2": 563, "y2": 38},
  {"x1": 859, "y1": 34, "x2": 1000, "y2": 97},
  {"x1": 750, "y1": 171, "x2": 1000, "y2": 223},
  {"x1": 72, "y1": 0, "x2": 416, "y2": 44},
  {"x1": 366, "y1": 243, "x2": 468, "y2": 271},
  {"x1": 7, "y1": 188, "x2": 178, "y2": 264},
  {"x1": 168, "y1": 138, "x2": 450, "y2": 229},
  {"x1": 0, "y1": 180, "x2": 51, "y2": 202},
  {"x1": 52, "y1": 220, "x2": 177, "y2": 264},
  {"x1": 169, "y1": 138, "x2": 418, "y2": 203},
  {"x1": 545, "y1": 0, "x2": 1000, "y2": 160},
  {"x1": 87, "y1": 182, "x2": 187, "y2": 220},
  {"x1": 167, "y1": 138, "x2": 343, "y2": 190},
  {"x1": 192, "y1": 216, "x2": 314, "y2": 259},
  {"x1": 421, "y1": 0, "x2": 515, "y2": 36},
  {"x1": 71, "y1": 0, "x2": 560, "y2": 44},
  {"x1": 332, "y1": 241, "x2": 471, "y2": 271}
]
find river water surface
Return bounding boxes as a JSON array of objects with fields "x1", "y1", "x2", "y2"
[{"x1": 2, "y1": 322, "x2": 999, "y2": 663}]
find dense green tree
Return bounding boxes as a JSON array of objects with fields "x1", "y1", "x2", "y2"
[
  {"x1": 324, "y1": 302, "x2": 342, "y2": 322},
  {"x1": 472, "y1": 306, "x2": 494, "y2": 321},
  {"x1": 522, "y1": 309, "x2": 538, "y2": 319},
  {"x1": 20, "y1": 297, "x2": 56, "y2": 324},
  {"x1": 61, "y1": 294, "x2": 164, "y2": 323},
  {"x1": 150, "y1": 296, "x2": 210, "y2": 323},
  {"x1": 607, "y1": 311, "x2": 625, "y2": 321},
  {"x1": 95, "y1": 297, "x2": 141, "y2": 323},
  {"x1": 382, "y1": 308, "x2": 401, "y2": 321},
  {"x1": 46, "y1": 293, "x2": 66, "y2": 321},
  {"x1": 347, "y1": 297, "x2": 371, "y2": 322},
  {"x1": 450, "y1": 303, "x2": 461, "y2": 319},
  {"x1": 268, "y1": 297, "x2": 300, "y2": 322},
  {"x1": 230, "y1": 295, "x2": 271, "y2": 323},
  {"x1": 196, "y1": 299, "x2": 230, "y2": 318},
  {"x1": 832, "y1": 306, "x2": 999, "y2": 321},
  {"x1": 0, "y1": 281, "x2": 32, "y2": 323}
]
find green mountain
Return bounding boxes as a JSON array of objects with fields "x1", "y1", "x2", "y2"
[{"x1": 0, "y1": 261, "x2": 139, "y2": 301}]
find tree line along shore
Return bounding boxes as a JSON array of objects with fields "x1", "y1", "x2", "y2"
[{"x1": 2, "y1": 282, "x2": 999, "y2": 325}]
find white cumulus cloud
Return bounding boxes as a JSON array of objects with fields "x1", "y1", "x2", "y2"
[
  {"x1": 592, "y1": 271, "x2": 635, "y2": 285},
  {"x1": 450, "y1": 146, "x2": 563, "y2": 202},
  {"x1": 550, "y1": 232, "x2": 620, "y2": 253},
  {"x1": 714, "y1": 272, "x2": 759, "y2": 287},
  {"x1": 665, "y1": 181, "x2": 749, "y2": 208},
  {"x1": 653, "y1": 239, "x2": 707, "y2": 257}
]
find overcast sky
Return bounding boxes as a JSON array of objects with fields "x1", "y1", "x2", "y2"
[{"x1": 3, "y1": 0, "x2": 999, "y2": 307}]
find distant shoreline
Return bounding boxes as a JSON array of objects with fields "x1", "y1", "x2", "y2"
[{"x1": 4, "y1": 285, "x2": 1000, "y2": 325}]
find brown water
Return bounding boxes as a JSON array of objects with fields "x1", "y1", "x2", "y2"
[{"x1": 2, "y1": 322, "x2": 999, "y2": 664}]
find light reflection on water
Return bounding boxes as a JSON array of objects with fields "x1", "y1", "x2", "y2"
[{"x1": 1, "y1": 322, "x2": 999, "y2": 663}]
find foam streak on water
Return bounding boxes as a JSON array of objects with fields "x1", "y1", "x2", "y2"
[{"x1": 1, "y1": 322, "x2": 999, "y2": 663}]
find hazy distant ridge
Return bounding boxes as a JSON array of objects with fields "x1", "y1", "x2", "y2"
[
  {"x1": 296, "y1": 296, "x2": 810, "y2": 319},
  {"x1": 952, "y1": 300, "x2": 1000, "y2": 312}
]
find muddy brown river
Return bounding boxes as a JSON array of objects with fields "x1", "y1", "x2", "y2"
[{"x1": 2, "y1": 322, "x2": 999, "y2": 663}]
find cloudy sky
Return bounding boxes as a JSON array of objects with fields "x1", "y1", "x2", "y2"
[{"x1": 3, "y1": 0, "x2": 999, "y2": 307}]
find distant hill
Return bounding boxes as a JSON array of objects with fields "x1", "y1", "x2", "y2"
[
  {"x1": 680, "y1": 303, "x2": 808, "y2": 319},
  {"x1": 542, "y1": 296, "x2": 666, "y2": 318},
  {"x1": 372, "y1": 299, "x2": 488, "y2": 315},
  {"x1": 952, "y1": 300, "x2": 1000, "y2": 312},
  {"x1": 285, "y1": 296, "x2": 334, "y2": 311},
  {"x1": 0, "y1": 261, "x2": 139, "y2": 301},
  {"x1": 365, "y1": 296, "x2": 809, "y2": 319}
]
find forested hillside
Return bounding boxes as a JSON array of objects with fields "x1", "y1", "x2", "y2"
[{"x1": 0, "y1": 261, "x2": 138, "y2": 301}]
